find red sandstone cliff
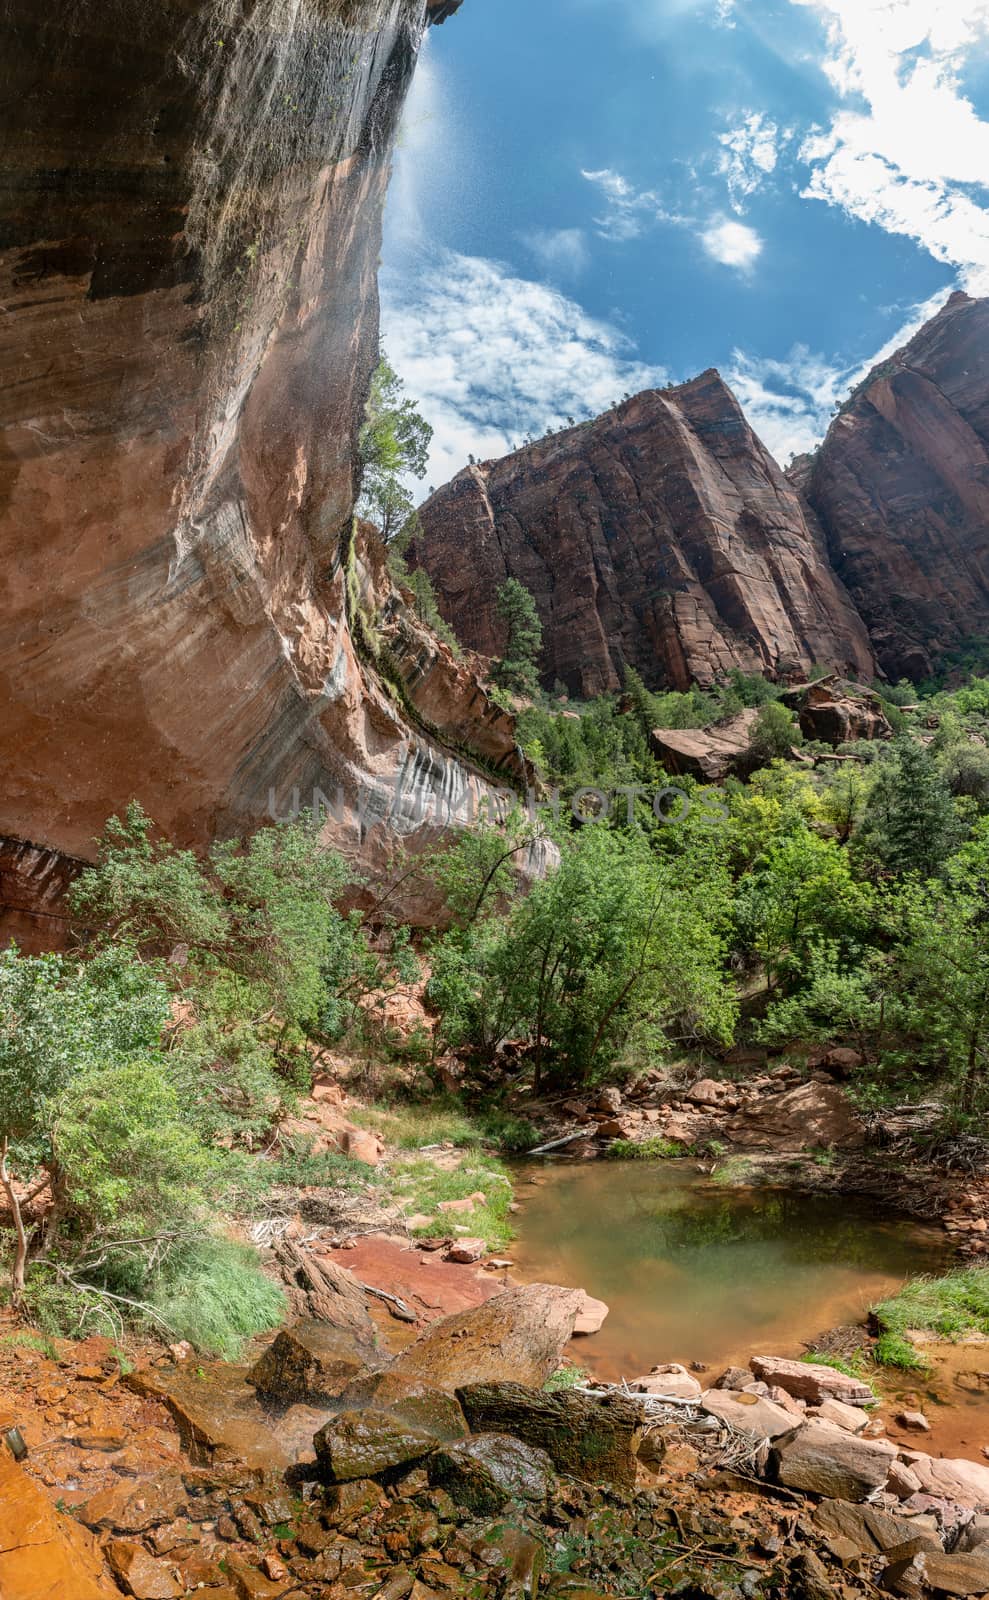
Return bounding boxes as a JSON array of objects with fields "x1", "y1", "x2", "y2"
[
  {"x1": 0, "y1": 0, "x2": 537, "y2": 946},
  {"x1": 411, "y1": 372, "x2": 877, "y2": 696},
  {"x1": 798, "y1": 293, "x2": 989, "y2": 682}
]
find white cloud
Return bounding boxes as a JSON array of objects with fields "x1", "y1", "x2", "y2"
[
  {"x1": 792, "y1": 0, "x2": 989, "y2": 291},
  {"x1": 581, "y1": 167, "x2": 672, "y2": 240},
  {"x1": 380, "y1": 251, "x2": 668, "y2": 488},
  {"x1": 719, "y1": 113, "x2": 787, "y2": 211},
  {"x1": 728, "y1": 287, "x2": 951, "y2": 463},
  {"x1": 700, "y1": 217, "x2": 765, "y2": 271},
  {"x1": 524, "y1": 227, "x2": 590, "y2": 278}
]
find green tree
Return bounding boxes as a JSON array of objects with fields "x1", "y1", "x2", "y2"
[
  {"x1": 857, "y1": 739, "x2": 960, "y2": 879},
  {"x1": 0, "y1": 947, "x2": 170, "y2": 1302},
  {"x1": 357, "y1": 352, "x2": 433, "y2": 543},
  {"x1": 747, "y1": 700, "x2": 801, "y2": 767},
  {"x1": 734, "y1": 827, "x2": 876, "y2": 992},
  {"x1": 492, "y1": 578, "x2": 544, "y2": 700}
]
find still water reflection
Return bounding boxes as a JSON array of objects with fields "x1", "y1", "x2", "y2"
[{"x1": 512, "y1": 1160, "x2": 949, "y2": 1381}]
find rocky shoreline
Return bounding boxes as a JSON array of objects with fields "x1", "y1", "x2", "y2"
[{"x1": 7, "y1": 1280, "x2": 989, "y2": 1600}]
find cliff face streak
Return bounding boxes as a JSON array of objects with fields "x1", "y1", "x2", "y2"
[
  {"x1": 0, "y1": 0, "x2": 535, "y2": 946},
  {"x1": 412, "y1": 372, "x2": 876, "y2": 696},
  {"x1": 800, "y1": 293, "x2": 989, "y2": 682}
]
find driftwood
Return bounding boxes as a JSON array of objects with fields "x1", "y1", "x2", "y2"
[
  {"x1": 529, "y1": 1129, "x2": 593, "y2": 1156},
  {"x1": 272, "y1": 1236, "x2": 375, "y2": 1342}
]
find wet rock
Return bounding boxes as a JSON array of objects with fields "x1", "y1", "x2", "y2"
[
  {"x1": 313, "y1": 1409, "x2": 440, "y2": 1483},
  {"x1": 573, "y1": 1293, "x2": 609, "y2": 1336},
  {"x1": 387, "y1": 1283, "x2": 583, "y2": 1392},
  {"x1": 322, "y1": 1477, "x2": 388, "y2": 1527},
  {"x1": 700, "y1": 1389, "x2": 798, "y2": 1439},
  {"x1": 750, "y1": 1355, "x2": 874, "y2": 1407},
  {"x1": 78, "y1": 1474, "x2": 188, "y2": 1533},
  {"x1": 630, "y1": 1364, "x2": 702, "y2": 1401},
  {"x1": 336, "y1": 1373, "x2": 468, "y2": 1444},
  {"x1": 221, "y1": 1551, "x2": 293, "y2": 1599},
  {"x1": 106, "y1": 1539, "x2": 182, "y2": 1599},
  {"x1": 470, "y1": 1524, "x2": 544, "y2": 1593},
  {"x1": 773, "y1": 1421, "x2": 894, "y2": 1500},
  {"x1": 247, "y1": 1321, "x2": 371, "y2": 1406},
  {"x1": 126, "y1": 1365, "x2": 289, "y2": 1471},
  {"x1": 0, "y1": 1450, "x2": 120, "y2": 1599},
  {"x1": 457, "y1": 1382, "x2": 642, "y2": 1487},
  {"x1": 428, "y1": 1434, "x2": 554, "y2": 1515}
]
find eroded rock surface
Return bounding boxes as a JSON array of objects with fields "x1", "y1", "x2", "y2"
[
  {"x1": 412, "y1": 373, "x2": 876, "y2": 696},
  {"x1": 799, "y1": 292, "x2": 989, "y2": 682},
  {"x1": 0, "y1": 1449, "x2": 120, "y2": 1599},
  {"x1": 0, "y1": 0, "x2": 542, "y2": 947}
]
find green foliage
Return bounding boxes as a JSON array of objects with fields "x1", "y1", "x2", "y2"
[
  {"x1": 758, "y1": 942, "x2": 887, "y2": 1051},
  {"x1": 747, "y1": 700, "x2": 801, "y2": 767},
  {"x1": 606, "y1": 1137, "x2": 693, "y2": 1160},
  {"x1": 357, "y1": 351, "x2": 433, "y2": 543},
  {"x1": 391, "y1": 557, "x2": 462, "y2": 656},
  {"x1": 872, "y1": 1267, "x2": 989, "y2": 1346},
  {"x1": 734, "y1": 827, "x2": 876, "y2": 992},
  {"x1": 431, "y1": 825, "x2": 737, "y2": 1089},
  {"x1": 392, "y1": 1154, "x2": 514, "y2": 1249},
  {"x1": 856, "y1": 740, "x2": 961, "y2": 879},
  {"x1": 492, "y1": 578, "x2": 543, "y2": 700},
  {"x1": 148, "y1": 1237, "x2": 286, "y2": 1360},
  {"x1": 872, "y1": 1331, "x2": 930, "y2": 1371},
  {"x1": 56, "y1": 1056, "x2": 215, "y2": 1242},
  {"x1": 544, "y1": 1363, "x2": 589, "y2": 1392}
]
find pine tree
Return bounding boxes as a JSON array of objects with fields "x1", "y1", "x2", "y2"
[{"x1": 492, "y1": 578, "x2": 543, "y2": 700}]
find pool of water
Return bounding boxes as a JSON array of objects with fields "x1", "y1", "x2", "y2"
[{"x1": 512, "y1": 1160, "x2": 950, "y2": 1382}]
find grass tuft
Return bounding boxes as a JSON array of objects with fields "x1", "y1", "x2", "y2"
[
  {"x1": 150, "y1": 1237, "x2": 286, "y2": 1361},
  {"x1": 872, "y1": 1266, "x2": 989, "y2": 1353}
]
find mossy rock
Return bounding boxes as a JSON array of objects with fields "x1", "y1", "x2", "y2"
[{"x1": 457, "y1": 1381, "x2": 642, "y2": 1488}]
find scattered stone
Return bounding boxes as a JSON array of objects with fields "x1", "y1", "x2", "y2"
[
  {"x1": 896, "y1": 1410, "x2": 931, "y2": 1433},
  {"x1": 313, "y1": 1410, "x2": 440, "y2": 1483},
  {"x1": 685, "y1": 1079, "x2": 723, "y2": 1107},
  {"x1": 888, "y1": 1461, "x2": 924, "y2": 1498},
  {"x1": 813, "y1": 1502, "x2": 940, "y2": 1556},
  {"x1": 700, "y1": 1389, "x2": 798, "y2": 1440},
  {"x1": 596, "y1": 1088, "x2": 622, "y2": 1115},
  {"x1": 629, "y1": 1364, "x2": 702, "y2": 1401},
  {"x1": 445, "y1": 1238, "x2": 486, "y2": 1264},
  {"x1": 106, "y1": 1539, "x2": 182, "y2": 1599},
  {"x1": 907, "y1": 1454, "x2": 989, "y2": 1509},
  {"x1": 750, "y1": 1355, "x2": 874, "y2": 1407},
  {"x1": 457, "y1": 1382, "x2": 642, "y2": 1487},
  {"x1": 428, "y1": 1434, "x2": 554, "y2": 1515},
  {"x1": 773, "y1": 1422, "x2": 894, "y2": 1500},
  {"x1": 387, "y1": 1283, "x2": 583, "y2": 1392},
  {"x1": 882, "y1": 1550, "x2": 989, "y2": 1597},
  {"x1": 809, "y1": 1398, "x2": 869, "y2": 1434},
  {"x1": 714, "y1": 1366, "x2": 752, "y2": 1390},
  {"x1": 79, "y1": 1475, "x2": 187, "y2": 1533},
  {"x1": 573, "y1": 1293, "x2": 609, "y2": 1336},
  {"x1": 247, "y1": 1321, "x2": 371, "y2": 1406},
  {"x1": 821, "y1": 1047, "x2": 864, "y2": 1079}
]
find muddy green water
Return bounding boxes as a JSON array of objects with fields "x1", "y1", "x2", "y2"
[{"x1": 513, "y1": 1160, "x2": 950, "y2": 1382}]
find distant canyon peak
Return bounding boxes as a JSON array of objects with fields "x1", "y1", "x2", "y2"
[{"x1": 411, "y1": 292, "x2": 989, "y2": 692}]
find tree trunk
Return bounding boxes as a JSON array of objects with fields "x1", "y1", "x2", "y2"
[{"x1": 0, "y1": 1139, "x2": 27, "y2": 1306}]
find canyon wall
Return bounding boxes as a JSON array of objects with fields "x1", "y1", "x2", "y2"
[
  {"x1": 798, "y1": 292, "x2": 989, "y2": 683},
  {"x1": 411, "y1": 371, "x2": 877, "y2": 697},
  {"x1": 0, "y1": 0, "x2": 537, "y2": 946}
]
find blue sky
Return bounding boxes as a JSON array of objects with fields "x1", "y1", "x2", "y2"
[{"x1": 381, "y1": 0, "x2": 989, "y2": 488}]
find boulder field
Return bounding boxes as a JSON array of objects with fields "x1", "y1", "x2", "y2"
[{"x1": 7, "y1": 1288, "x2": 989, "y2": 1600}]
